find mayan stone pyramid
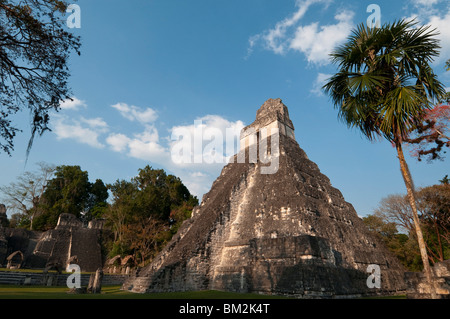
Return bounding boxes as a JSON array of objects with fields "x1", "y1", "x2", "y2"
[{"x1": 122, "y1": 98, "x2": 406, "y2": 298}]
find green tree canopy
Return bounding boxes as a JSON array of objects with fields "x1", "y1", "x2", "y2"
[
  {"x1": 33, "y1": 165, "x2": 108, "y2": 230},
  {"x1": 362, "y1": 213, "x2": 420, "y2": 271},
  {"x1": 105, "y1": 165, "x2": 198, "y2": 264},
  {"x1": 372, "y1": 182, "x2": 450, "y2": 266}
]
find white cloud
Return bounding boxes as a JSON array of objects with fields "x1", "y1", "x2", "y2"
[
  {"x1": 404, "y1": 1, "x2": 450, "y2": 66},
  {"x1": 54, "y1": 99, "x2": 247, "y2": 201},
  {"x1": 53, "y1": 98, "x2": 108, "y2": 148},
  {"x1": 411, "y1": 0, "x2": 440, "y2": 8},
  {"x1": 134, "y1": 126, "x2": 160, "y2": 144},
  {"x1": 80, "y1": 117, "x2": 109, "y2": 132},
  {"x1": 247, "y1": 0, "x2": 349, "y2": 65},
  {"x1": 128, "y1": 126, "x2": 167, "y2": 162},
  {"x1": 170, "y1": 115, "x2": 245, "y2": 166},
  {"x1": 105, "y1": 101, "x2": 167, "y2": 162},
  {"x1": 106, "y1": 126, "x2": 168, "y2": 163},
  {"x1": 182, "y1": 171, "x2": 215, "y2": 200},
  {"x1": 53, "y1": 115, "x2": 106, "y2": 149},
  {"x1": 59, "y1": 97, "x2": 87, "y2": 110},
  {"x1": 190, "y1": 171, "x2": 207, "y2": 178},
  {"x1": 427, "y1": 11, "x2": 450, "y2": 66},
  {"x1": 248, "y1": 0, "x2": 330, "y2": 56},
  {"x1": 104, "y1": 113, "x2": 245, "y2": 201},
  {"x1": 111, "y1": 103, "x2": 158, "y2": 124},
  {"x1": 164, "y1": 115, "x2": 246, "y2": 200},
  {"x1": 106, "y1": 133, "x2": 130, "y2": 152},
  {"x1": 103, "y1": 114, "x2": 245, "y2": 201},
  {"x1": 261, "y1": 0, "x2": 325, "y2": 54},
  {"x1": 128, "y1": 139, "x2": 167, "y2": 162},
  {"x1": 311, "y1": 73, "x2": 332, "y2": 96},
  {"x1": 55, "y1": 99, "x2": 247, "y2": 201},
  {"x1": 289, "y1": 10, "x2": 354, "y2": 65}
]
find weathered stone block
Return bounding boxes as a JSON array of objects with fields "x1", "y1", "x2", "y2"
[
  {"x1": 405, "y1": 260, "x2": 450, "y2": 299},
  {"x1": 1, "y1": 214, "x2": 103, "y2": 272}
]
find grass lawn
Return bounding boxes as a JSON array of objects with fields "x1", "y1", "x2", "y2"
[
  {"x1": 0, "y1": 285, "x2": 294, "y2": 299},
  {"x1": 0, "y1": 285, "x2": 407, "y2": 299}
]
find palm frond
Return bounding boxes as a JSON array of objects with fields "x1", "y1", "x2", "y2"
[
  {"x1": 323, "y1": 18, "x2": 445, "y2": 143},
  {"x1": 379, "y1": 85, "x2": 427, "y2": 140}
]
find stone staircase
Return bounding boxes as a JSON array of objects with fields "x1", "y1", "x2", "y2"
[
  {"x1": 0, "y1": 270, "x2": 129, "y2": 286},
  {"x1": 0, "y1": 272, "x2": 27, "y2": 285},
  {"x1": 122, "y1": 276, "x2": 153, "y2": 293}
]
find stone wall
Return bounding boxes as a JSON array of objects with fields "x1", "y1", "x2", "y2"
[
  {"x1": 0, "y1": 270, "x2": 128, "y2": 287},
  {"x1": 0, "y1": 213, "x2": 104, "y2": 272},
  {"x1": 405, "y1": 260, "x2": 450, "y2": 299}
]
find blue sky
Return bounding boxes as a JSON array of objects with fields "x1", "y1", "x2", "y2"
[{"x1": 1, "y1": 0, "x2": 449, "y2": 218}]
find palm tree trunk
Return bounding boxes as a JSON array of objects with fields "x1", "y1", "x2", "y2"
[{"x1": 395, "y1": 142, "x2": 437, "y2": 299}]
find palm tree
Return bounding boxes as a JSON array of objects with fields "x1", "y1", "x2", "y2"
[{"x1": 323, "y1": 19, "x2": 446, "y2": 299}]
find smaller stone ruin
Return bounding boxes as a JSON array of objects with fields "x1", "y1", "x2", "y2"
[
  {"x1": 104, "y1": 255, "x2": 136, "y2": 275},
  {"x1": 88, "y1": 268, "x2": 104, "y2": 294},
  {"x1": 6, "y1": 251, "x2": 24, "y2": 269},
  {"x1": 405, "y1": 260, "x2": 450, "y2": 299},
  {"x1": 0, "y1": 213, "x2": 104, "y2": 272}
]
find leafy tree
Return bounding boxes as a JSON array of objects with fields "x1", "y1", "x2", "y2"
[
  {"x1": 373, "y1": 194, "x2": 415, "y2": 234},
  {"x1": 0, "y1": 162, "x2": 55, "y2": 229},
  {"x1": 33, "y1": 165, "x2": 108, "y2": 230},
  {"x1": 169, "y1": 202, "x2": 197, "y2": 235},
  {"x1": 363, "y1": 213, "x2": 399, "y2": 239},
  {"x1": 418, "y1": 184, "x2": 450, "y2": 262},
  {"x1": 132, "y1": 165, "x2": 198, "y2": 221},
  {"x1": 105, "y1": 179, "x2": 138, "y2": 246},
  {"x1": 41, "y1": 165, "x2": 90, "y2": 214},
  {"x1": 8, "y1": 213, "x2": 27, "y2": 228},
  {"x1": 85, "y1": 179, "x2": 109, "y2": 220},
  {"x1": 0, "y1": 0, "x2": 81, "y2": 156},
  {"x1": 323, "y1": 19, "x2": 446, "y2": 298},
  {"x1": 123, "y1": 216, "x2": 168, "y2": 266},
  {"x1": 362, "y1": 213, "x2": 420, "y2": 271},
  {"x1": 105, "y1": 165, "x2": 198, "y2": 261},
  {"x1": 373, "y1": 183, "x2": 450, "y2": 265}
]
